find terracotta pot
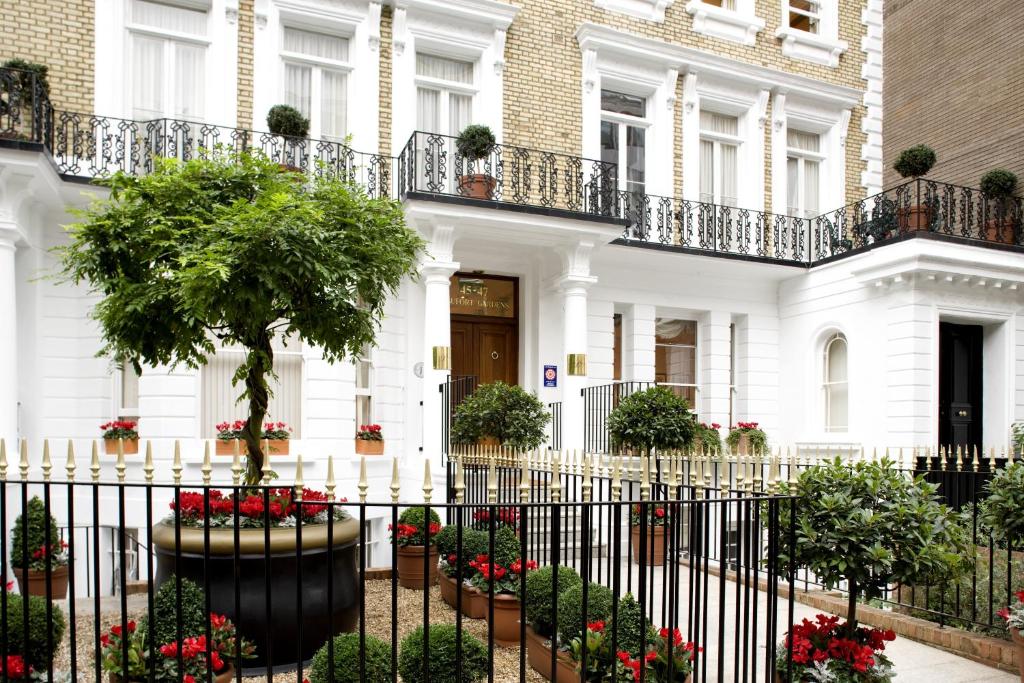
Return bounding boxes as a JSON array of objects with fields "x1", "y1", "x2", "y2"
[
  {"x1": 109, "y1": 664, "x2": 235, "y2": 683},
  {"x1": 15, "y1": 565, "x2": 69, "y2": 599},
  {"x1": 478, "y1": 436, "x2": 501, "y2": 448},
  {"x1": 214, "y1": 439, "x2": 289, "y2": 456},
  {"x1": 104, "y1": 439, "x2": 139, "y2": 455},
  {"x1": 356, "y1": 439, "x2": 385, "y2": 455},
  {"x1": 897, "y1": 204, "x2": 934, "y2": 232},
  {"x1": 525, "y1": 625, "x2": 578, "y2": 683},
  {"x1": 457, "y1": 174, "x2": 497, "y2": 200},
  {"x1": 459, "y1": 583, "x2": 488, "y2": 619},
  {"x1": 396, "y1": 544, "x2": 438, "y2": 589},
  {"x1": 439, "y1": 572, "x2": 459, "y2": 609},
  {"x1": 1011, "y1": 627, "x2": 1024, "y2": 683},
  {"x1": 631, "y1": 525, "x2": 667, "y2": 565},
  {"x1": 985, "y1": 218, "x2": 1017, "y2": 245},
  {"x1": 735, "y1": 433, "x2": 750, "y2": 455},
  {"x1": 487, "y1": 593, "x2": 523, "y2": 646}
]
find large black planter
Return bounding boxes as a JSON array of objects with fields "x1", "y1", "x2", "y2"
[{"x1": 151, "y1": 519, "x2": 359, "y2": 672}]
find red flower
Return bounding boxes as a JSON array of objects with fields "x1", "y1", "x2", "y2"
[
  {"x1": 654, "y1": 508, "x2": 665, "y2": 518},
  {"x1": 3, "y1": 654, "x2": 27, "y2": 679},
  {"x1": 183, "y1": 676, "x2": 196, "y2": 683},
  {"x1": 587, "y1": 620, "x2": 605, "y2": 632}
]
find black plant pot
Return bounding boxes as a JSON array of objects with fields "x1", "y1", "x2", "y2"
[{"x1": 151, "y1": 519, "x2": 359, "y2": 672}]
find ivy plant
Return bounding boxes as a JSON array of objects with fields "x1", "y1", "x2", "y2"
[
  {"x1": 450, "y1": 382, "x2": 550, "y2": 451},
  {"x1": 606, "y1": 386, "x2": 695, "y2": 456}
]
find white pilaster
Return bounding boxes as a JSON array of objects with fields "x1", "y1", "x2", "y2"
[
  {"x1": 770, "y1": 91, "x2": 788, "y2": 216},
  {"x1": 555, "y1": 242, "x2": 597, "y2": 452},
  {"x1": 699, "y1": 310, "x2": 731, "y2": 425},
  {"x1": 622, "y1": 304, "x2": 656, "y2": 382},
  {"x1": 0, "y1": 224, "x2": 18, "y2": 448},
  {"x1": 419, "y1": 225, "x2": 458, "y2": 467}
]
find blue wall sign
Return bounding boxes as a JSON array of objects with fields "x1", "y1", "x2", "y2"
[{"x1": 543, "y1": 365, "x2": 557, "y2": 388}]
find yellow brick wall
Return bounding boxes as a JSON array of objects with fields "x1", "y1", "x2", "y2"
[
  {"x1": 236, "y1": 0, "x2": 255, "y2": 130},
  {"x1": 0, "y1": 0, "x2": 94, "y2": 114},
  {"x1": 378, "y1": 6, "x2": 394, "y2": 157}
]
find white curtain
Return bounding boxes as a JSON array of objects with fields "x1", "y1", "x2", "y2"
[
  {"x1": 699, "y1": 139, "x2": 714, "y2": 204},
  {"x1": 130, "y1": 1, "x2": 207, "y2": 120},
  {"x1": 321, "y1": 70, "x2": 347, "y2": 140},
  {"x1": 416, "y1": 53, "x2": 473, "y2": 83},
  {"x1": 416, "y1": 87, "x2": 439, "y2": 132},
  {"x1": 720, "y1": 143, "x2": 738, "y2": 207},
  {"x1": 132, "y1": 0, "x2": 206, "y2": 33},
  {"x1": 449, "y1": 93, "x2": 472, "y2": 137},
  {"x1": 174, "y1": 43, "x2": 205, "y2": 119},
  {"x1": 787, "y1": 128, "x2": 820, "y2": 152},
  {"x1": 132, "y1": 35, "x2": 163, "y2": 119},
  {"x1": 283, "y1": 27, "x2": 349, "y2": 61},
  {"x1": 699, "y1": 112, "x2": 739, "y2": 206},
  {"x1": 700, "y1": 111, "x2": 738, "y2": 136},
  {"x1": 786, "y1": 157, "x2": 800, "y2": 216},
  {"x1": 626, "y1": 125, "x2": 645, "y2": 193},
  {"x1": 284, "y1": 63, "x2": 312, "y2": 118},
  {"x1": 804, "y1": 159, "x2": 820, "y2": 217}
]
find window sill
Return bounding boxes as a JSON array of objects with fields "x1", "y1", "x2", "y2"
[
  {"x1": 594, "y1": 0, "x2": 675, "y2": 23},
  {"x1": 775, "y1": 26, "x2": 848, "y2": 68},
  {"x1": 685, "y1": 1, "x2": 764, "y2": 46}
]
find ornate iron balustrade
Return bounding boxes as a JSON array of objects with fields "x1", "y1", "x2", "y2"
[
  {"x1": 0, "y1": 66, "x2": 53, "y2": 146},
  {"x1": 396, "y1": 130, "x2": 618, "y2": 217}
]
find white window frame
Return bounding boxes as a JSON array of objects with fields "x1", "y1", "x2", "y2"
[
  {"x1": 113, "y1": 364, "x2": 141, "y2": 419},
  {"x1": 414, "y1": 53, "x2": 478, "y2": 137},
  {"x1": 775, "y1": 0, "x2": 847, "y2": 68},
  {"x1": 786, "y1": 127, "x2": 825, "y2": 219},
  {"x1": 823, "y1": 332, "x2": 848, "y2": 433},
  {"x1": 785, "y1": 0, "x2": 821, "y2": 33},
  {"x1": 594, "y1": 0, "x2": 676, "y2": 22},
  {"x1": 126, "y1": 0, "x2": 212, "y2": 121},
  {"x1": 279, "y1": 26, "x2": 353, "y2": 141},
  {"x1": 698, "y1": 109, "x2": 742, "y2": 207},
  {"x1": 684, "y1": 0, "x2": 764, "y2": 45},
  {"x1": 654, "y1": 318, "x2": 700, "y2": 408},
  {"x1": 600, "y1": 89, "x2": 651, "y2": 196},
  {"x1": 354, "y1": 344, "x2": 374, "y2": 433}
]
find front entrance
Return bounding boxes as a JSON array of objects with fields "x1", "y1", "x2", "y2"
[
  {"x1": 450, "y1": 273, "x2": 518, "y2": 385},
  {"x1": 938, "y1": 322, "x2": 983, "y2": 453}
]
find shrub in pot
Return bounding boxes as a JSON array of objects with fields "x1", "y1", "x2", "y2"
[
  {"x1": 630, "y1": 502, "x2": 670, "y2": 565},
  {"x1": 455, "y1": 124, "x2": 497, "y2": 200},
  {"x1": 692, "y1": 421, "x2": 722, "y2": 454},
  {"x1": 606, "y1": 386, "x2": 695, "y2": 457},
  {"x1": 393, "y1": 506, "x2": 442, "y2": 589},
  {"x1": 139, "y1": 575, "x2": 208, "y2": 647},
  {"x1": 556, "y1": 581, "x2": 614, "y2": 646},
  {"x1": 522, "y1": 564, "x2": 583, "y2": 638},
  {"x1": 726, "y1": 421, "x2": 767, "y2": 455},
  {"x1": 266, "y1": 104, "x2": 311, "y2": 172},
  {"x1": 450, "y1": 381, "x2": 550, "y2": 451},
  {"x1": 892, "y1": 145, "x2": 937, "y2": 233},
  {"x1": 310, "y1": 632, "x2": 392, "y2": 683},
  {"x1": 980, "y1": 461, "x2": 1024, "y2": 550},
  {"x1": 1, "y1": 591, "x2": 66, "y2": 672},
  {"x1": 101, "y1": 419, "x2": 139, "y2": 455},
  {"x1": 10, "y1": 496, "x2": 69, "y2": 598},
  {"x1": 980, "y1": 169, "x2": 1019, "y2": 244},
  {"x1": 398, "y1": 624, "x2": 488, "y2": 683},
  {"x1": 468, "y1": 552, "x2": 538, "y2": 646}
]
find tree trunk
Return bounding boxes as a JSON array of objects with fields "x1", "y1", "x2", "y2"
[
  {"x1": 242, "y1": 330, "x2": 273, "y2": 486},
  {"x1": 846, "y1": 578, "x2": 858, "y2": 637}
]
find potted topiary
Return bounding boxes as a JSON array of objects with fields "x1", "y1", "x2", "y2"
[
  {"x1": 772, "y1": 458, "x2": 969, "y2": 681},
  {"x1": 726, "y1": 421, "x2": 767, "y2": 455},
  {"x1": 393, "y1": 506, "x2": 442, "y2": 589},
  {"x1": 549, "y1": 582, "x2": 614, "y2": 682},
  {"x1": 450, "y1": 381, "x2": 550, "y2": 452},
  {"x1": 101, "y1": 420, "x2": 139, "y2": 455},
  {"x1": 355, "y1": 423, "x2": 384, "y2": 455},
  {"x1": 266, "y1": 104, "x2": 310, "y2": 172},
  {"x1": 398, "y1": 624, "x2": 488, "y2": 683},
  {"x1": 214, "y1": 420, "x2": 291, "y2": 456},
  {"x1": 997, "y1": 590, "x2": 1024, "y2": 682},
  {"x1": 521, "y1": 564, "x2": 582, "y2": 681},
  {"x1": 892, "y1": 144, "x2": 937, "y2": 233},
  {"x1": 10, "y1": 496, "x2": 69, "y2": 598},
  {"x1": 466, "y1": 526, "x2": 535, "y2": 646},
  {"x1": 606, "y1": 386, "x2": 695, "y2": 457},
  {"x1": 630, "y1": 503, "x2": 669, "y2": 566},
  {"x1": 309, "y1": 632, "x2": 392, "y2": 683},
  {"x1": 1, "y1": 590, "x2": 66, "y2": 674},
  {"x1": 455, "y1": 124, "x2": 497, "y2": 200},
  {"x1": 434, "y1": 525, "x2": 462, "y2": 609},
  {"x1": 980, "y1": 169, "x2": 1019, "y2": 245}
]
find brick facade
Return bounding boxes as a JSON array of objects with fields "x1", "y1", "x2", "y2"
[
  {"x1": 883, "y1": 0, "x2": 1024, "y2": 190},
  {"x1": 236, "y1": 0, "x2": 255, "y2": 130},
  {"x1": 378, "y1": 5, "x2": 394, "y2": 157},
  {"x1": 0, "y1": 0, "x2": 94, "y2": 114}
]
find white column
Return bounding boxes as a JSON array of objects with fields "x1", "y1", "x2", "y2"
[
  {"x1": 555, "y1": 242, "x2": 596, "y2": 453},
  {"x1": 419, "y1": 225, "x2": 458, "y2": 468},
  {"x1": 700, "y1": 310, "x2": 732, "y2": 426},
  {"x1": 0, "y1": 225, "x2": 18, "y2": 449}
]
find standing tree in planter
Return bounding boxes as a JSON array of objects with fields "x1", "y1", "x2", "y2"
[
  {"x1": 58, "y1": 151, "x2": 423, "y2": 485},
  {"x1": 892, "y1": 145, "x2": 937, "y2": 233},
  {"x1": 773, "y1": 458, "x2": 969, "y2": 681},
  {"x1": 10, "y1": 496, "x2": 69, "y2": 598},
  {"x1": 606, "y1": 386, "x2": 695, "y2": 457},
  {"x1": 266, "y1": 104, "x2": 310, "y2": 171},
  {"x1": 980, "y1": 169, "x2": 1019, "y2": 245},
  {"x1": 450, "y1": 382, "x2": 550, "y2": 451},
  {"x1": 455, "y1": 124, "x2": 497, "y2": 200}
]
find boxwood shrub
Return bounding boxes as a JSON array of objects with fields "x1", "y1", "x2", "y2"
[
  {"x1": 310, "y1": 632, "x2": 392, "y2": 683},
  {"x1": 10, "y1": 496, "x2": 61, "y2": 568},
  {"x1": 892, "y1": 144, "x2": 936, "y2": 178},
  {"x1": 611, "y1": 593, "x2": 656, "y2": 657},
  {"x1": 556, "y1": 581, "x2": 614, "y2": 644},
  {"x1": 398, "y1": 624, "x2": 488, "y2": 683},
  {"x1": 140, "y1": 576, "x2": 207, "y2": 647},
  {"x1": 2, "y1": 591, "x2": 66, "y2": 670},
  {"x1": 980, "y1": 461, "x2": 1024, "y2": 546},
  {"x1": 266, "y1": 104, "x2": 309, "y2": 138},
  {"x1": 521, "y1": 564, "x2": 582, "y2": 637}
]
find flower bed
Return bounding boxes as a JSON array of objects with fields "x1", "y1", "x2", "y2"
[
  {"x1": 777, "y1": 614, "x2": 895, "y2": 682},
  {"x1": 169, "y1": 488, "x2": 344, "y2": 528}
]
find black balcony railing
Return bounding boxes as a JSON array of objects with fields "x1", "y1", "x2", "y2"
[{"x1": 0, "y1": 67, "x2": 53, "y2": 146}]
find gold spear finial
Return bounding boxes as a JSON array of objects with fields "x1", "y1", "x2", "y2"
[
  {"x1": 261, "y1": 452, "x2": 273, "y2": 485},
  {"x1": 787, "y1": 446, "x2": 798, "y2": 486},
  {"x1": 454, "y1": 454, "x2": 465, "y2": 504},
  {"x1": 91, "y1": 440, "x2": 101, "y2": 483},
  {"x1": 769, "y1": 451, "x2": 780, "y2": 494},
  {"x1": 390, "y1": 456, "x2": 401, "y2": 504},
  {"x1": 422, "y1": 458, "x2": 433, "y2": 504},
  {"x1": 955, "y1": 445, "x2": 963, "y2": 472},
  {"x1": 231, "y1": 439, "x2": 243, "y2": 487},
  {"x1": 172, "y1": 440, "x2": 183, "y2": 485},
  {"x1": 294, "y1": 454, "x2": 304, "y2": 502},
  {"x1": 972, "y1": 445, "x2": 980, "y2": 472},
  {"x1": 694, "y1": 455, "x2": 705, "y2": 500},
  {"x1": 550, "y1": 452, "x2": 562, "y2": 503},
  {"x1": 0, "y1": 439, "x2": 7, "y2": 481},
  {"x1": 201, "y1": 441, "x2": 212, "y2": 486},
  {"x1": 640, "y1": 455, "x2": 651, "y2": 501},
  {"x1": 519, "y1": 449, "x2": 530, "y2": 504},
  {"x1": 989, "y1": 447, "x2": 997, "y2": 472},
  {"x1": 358, "y1": 456, "x2": 368, "y2": 504},
  {"x1": 20, "y1": 439, "x2": 29, "y2": 481},
  {"x1": 487, "y1": 451, "x2": 498, "y2": 504},
  {"x1": 611, "y1": 456, "x2": 622, "y2": 502},
  {"x1": 326, "y1": 455, "x2": 336, "y2": 501},
  {"x1": 66, "y1": 440, "x2": 76, "y2": 482},
  {"x1": 143, "y1": 441, "x2": 154, "y2": 484},
  {"x1": 41, "y1": 439, "x2": 52, "y2": 482},
  {"x1": 115, "y1": 438, "x2": 127, "y2": 483},
  {"x1": 582, "y1": 453, "x2": 593, "y2": 503}
]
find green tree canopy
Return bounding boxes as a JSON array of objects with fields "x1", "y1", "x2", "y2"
[
  {"x1": 606, "y1": 386, "x2": 695, "y2": 456},
  {"x1": 59, "y1": 152, "x2": 424, "y2": 483},
  {"x1": 450, "y1": 381, "x2": 549, "y2": 451}
]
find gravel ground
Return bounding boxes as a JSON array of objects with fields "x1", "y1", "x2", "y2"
[{"x1": 47, "y1": 581, "x2": 546, "y2": 682}]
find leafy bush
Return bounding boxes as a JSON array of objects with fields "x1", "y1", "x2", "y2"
[
  {"x1": 434, "y1": 524, "x2": 459, "y2": 562},
  {"x1": 310, "y1": 632, "x2": 392, "y2": 683},
  {"x1": 980, "y1": 169, "x2": 1018, "y2": 198},
  {"x1": 395, "y1": 506, "x2": 442, "y2": 546},
  {"x1": 892, "y1": 145, "x2": 936, "y2": 178},
  {"x1": 10, "y1": 496, "x2": 62, "y2": 569},
  {"x1": 2, "y1": 591, "x2": 66, "y2": 671},
  {"x1": 455, "y1": 125, "x2": 496, "y2": 162},
  {"x1": 460, "y1": 528, "x2": 489, "y2": 577},
  {"x1": 490, "y1": 526, "x2": 521, "y2": 567},
  {"x1": 693, "y1": 421, "x2": 722, "y2": 454},
  {"x1": 606, "y1": 387, "x2": 694, "y2": 456},
  {"x1": 398, "y1": 624, "x2": 488, "y2": 683},
  {"x1": 980, "y1": 461, "x2": 1024, "y2": 546},
  {"x1": 611, "y1": 593, "x2": 654, "y2": 657},
  {"x1": 1, "y1": 58, "x2": 50, "y2": 97},
  {"x1": 521, "y1": 564, "x2": 582, "y2": 637},
  {"x1": 266, "y1": 104, "x2": 310, "y2": 138},
  {"x1": 725, "y1": 422, "x2": 768, "y2": 454},
  {"x1": 775, "y1": 458, "x2": 970, "y2": 631},
  {"x1": 141, "y1": 576, "x2": 208, "y2": 648},
  {"x1": 450, "y1": 382, "x2": 550, "y2": 451},
  {"x1": 557, "y1": 582, "x2": 614, "y2": 644}
]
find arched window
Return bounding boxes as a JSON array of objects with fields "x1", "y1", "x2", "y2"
[{"x1": 823, "y1": 332, "x2": 848, "y2": 432}]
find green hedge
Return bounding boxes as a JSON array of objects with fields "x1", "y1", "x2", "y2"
[
  {"x1": 141, "y1": 576, "x2": 207, "y2": 647},
  {"x1": 2, "y1": 592, "x2": 66, "y2": 670},
  {"x1": 522, "y1": 564, "x2": 582, "y2": 637},
  {"x1": 398, "y1": 624, "x2": 488, "y2": 683},
  {"x1": 310, "y1": 633, "x2": 392, "y2": 683},
  {"x1": 556, "y1": 582, "x2": 614, "y2": 645}
]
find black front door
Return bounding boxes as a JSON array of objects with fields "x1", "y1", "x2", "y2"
[{"x1": 938, "y1": 322, "x2": 983, "y2": 452}]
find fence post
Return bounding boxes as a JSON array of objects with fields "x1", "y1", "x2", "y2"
[
  {"x1": 519, "y1": 451, "x2": 530, "y2": 503},
  {"x1": 358, "y1": 456, "x2": 368, "y2": 504},
  {"x1": 201, "y1": 442, "x2": 211, "y2": 486},
  {"x1": 611, "y1": 456, "x2": 622, "y2": 502},
  {"x1": 326, "y1": 455, "x2": 336, "y2": 501},
  {"x1": 20, "y1": 438, "x2": 29, "y2": 481},
  {"x1": 143, "y1": 442, "x2": 153, "y2": 485},
  {"x1": 550, "y1": 452, "x2": 561, "y2": 503},
  {"x1": 294, "y1": 454, "x2": 304, "y2": 501},
  {"x1": 487, "y1": 452, "x2": 497, "y2": 505},
  {"x1": 390, "y1": 457, "x2": 401, "y2": 504},
  {"x1": 454, "y1": 453, "x2": 465, "y2": 504},
  {"x1": 41, "y1": 439, "x2": 51, "y2": 482},
  {"x1": 422, "y1": 458, "x2": 433, "y2": 504},
  {"x1": 92, "y1": 440, "x2": 101, "y2": 483},
  {"x1": 67, "y1": 440, "x2": 77, "y2": 483},
  {"x1": 582, "y1": 453, "x2": 592, "y2": 503}
]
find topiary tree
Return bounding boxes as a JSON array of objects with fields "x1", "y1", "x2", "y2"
[
  {"x1": 450, "y1": 382, "x2": 550, "y2": 451},
  {"x1": 2, "y1": 592, "x2": 66, "y2": 671},
  {"x1": 892, "y1": 145, "x2": 936, "y2": 178},
  {"x1": 398, "y1": 624, "x2": 488, "y2": 683},
  {"x1": 455, "y1": 125, "x2": 496, "y2": 163},
  {"x1": 521, "y1": 564, "x2": 582, "y2": 637},
  {"x1": 610, "y1": 593, "x2": 655, "y2": 658},
  {"x1": 606, "y1": 386, "x2": 695, "y2": 456},
  {"x1": 58, "y1": 152, "x2": 423, "y2": 485},
  {"x1": 980, "y1": 169, "x2": 1018, "y2": 199},
  {"x1": 980, "y1": 461, "x2": 1024, "y2": 548},
  {"x1": 395, "y1": 506, "x2": 442, "y2": 546},
  {"x1": 556, "y1": 581, "x2": 614, "y2": 644},
  {"x1": 9, "y1": 496, "x2": 61, "y2": 569},
  {"x1": 774, "y1": 458, "x2": 970, "y2": 635},
  {"x1": 266, "y1": 104, "x2": 310, "y2": 138},
  {"x1": 141, "y1": 576, "x2": 208, "y2": 647},
  {"x1": 310, "y1": 632, "x2": 392, "y2": 683}
]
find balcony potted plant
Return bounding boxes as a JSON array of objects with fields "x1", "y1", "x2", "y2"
[
  {"x1": 10, "y1": 496, "x2": 70, "y2": 598},
  {"x1": 521, "y1": 564, "x2": 582, "y2": 682},
  {"x1": 398, "y1": 624, "x2": 488, "y2": 683},
  {"x1": 455, "y1": 124, "x2": 497, "y2": 200},
  {"x1": 0, "y1": 58, "x2": 50, "y2": 142},
  {"x1": 215, "y1": 420, "x2": 291, "y2": 456},
  {"x1": 630, "y1": 503, "x2": 669, "y2": 566},
  {"x1": 774, "y1": 614, "x2": 895, "y2": 683},
  {"x1": 266, "y1": 104, "x2": 310, "y2": 172},
  {"x1": 1, "y1": 590, "x2": 66, "y2": 675},
  {"x1": 310, "y1": 632, "x2": 393, "y2": 683},
  {"x1": 997, "y1": 590, "x2": 1024, "y2": 682},
  {"x1": 726, "y1": 421, "x2": 767, "y2": 455},
  {"x1": 692, "y1": 421, "x2": 722, "y2": 454},
  {"x1": 355, "y1": 423, "x2": 384, "y2": 455},
  {"x1": 606, "y1": 386, "x2": 695, "y2": 457},
  {"x1": 892, "y1": 144, "x2": 937, "y2": 233},
  {"x1": 980, "y1": 169, "x2": 1019, "y2": 245},
  {"x1": 392, "y1": 506, "x2": 442, "y2": 589},
  {"x1": 101, "y1": 420, "x2": 139, "y2": 455},
  {"x1": 450, "y1": 381, "x2": 550, "y2": 452}
]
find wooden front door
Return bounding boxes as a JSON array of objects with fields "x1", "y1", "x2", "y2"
[
  {"x1": 938, "y1": 322, "x2": 983, "y2": 452},
  {"x1": 450, "y1": 273, "x2": 519, "y2": 386}
]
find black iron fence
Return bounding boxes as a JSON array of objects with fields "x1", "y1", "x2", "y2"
[
  {"x1": 548, "y1": 402, "x2": 562, "y2": 452},
  {"x1": 0, "y1": 67, "x2": 53, "y2": 146},
  {"x1": 439, "y1": 375, "x2": 478, "y2": 462}
]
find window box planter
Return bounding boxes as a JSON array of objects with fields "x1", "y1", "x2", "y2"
[
  {"x1": 396, "y1": 544, "x2": 438, "y2": 589},
  {"x1": 355, "y1": 439, "x2": 384, "y2": 456},
  {"x1": 150, "y1": 519, "x2": 359, "y2": 671},
  {"x1": 15, "y1": 565, "x2": 69, "y2": 599},
  {"x1": 439, "y1": 572, "x2": 459, "y2": 608},
  {"x1": 104, "y1": 438, "x2": 139, "y2": 455},
  {"x1": 462, "y1": 582, "x2": 488, "y2": 619},
  {"x1": 457, "y1": 174, "x2": 497, "y2": 200},
  {"x1": 213, "y1": 439, "x2": 290, "y2": 456},
  {"x1": 524, "y1": 625, "x2": 578, "y2": 683},
  {"x1": 631, "y1": 524, "x2": 667, "y2": 565},
  {"x1": 486, "y1": 593, "x2": 522, "y2": 646},
  {"x1": 109, "y1": 664, "x2": 235, "y2": 683}
]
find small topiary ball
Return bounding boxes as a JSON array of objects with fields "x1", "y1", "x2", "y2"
[
  {"x1": 140, "y1": 575, "x2": 208, "y2": 648},
  {"x1": 10, "y1": 495, "x2": 61, "y2": 569},
  {"x1": 398, "y1": 624, "x2": 488, "y2": 683},
  {"x1": 266, "y1": 104, "x2": 310, "y2": 138},
  {"x1": 892, "y1": 144, "x2": 936, "y2": 178},
  {"x1": 2, "y1": 592, "x2": 66, "y2": 671},
  {"x1": 556, "y1": 581, "x2": 614, "y2": 644},
  {"x1": 455, "y1": 124, "x2": 496, "y2": 162},
  {"x1": 980, "y1": 169, "x2": 1018, "y2": 198},
  {"x1": 460, "y1": 528, "x2": 489, "y2": 577},
  {"x1": 522, "y1": 564, "x2": 582, "y2": 637},
  {"x1": 309, "y1": 632, "x2": 392, "y2": 683}
]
